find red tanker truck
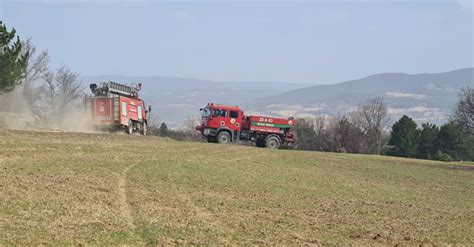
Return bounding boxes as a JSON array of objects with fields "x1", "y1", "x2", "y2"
[
  {"x1": 85, "y1": 81, "x2": 151, "y2": 135},
  {"x1": 195, "y1": 103, "x2": 296, "y2": 149}
]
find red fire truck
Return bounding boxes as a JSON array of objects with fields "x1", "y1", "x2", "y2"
[
  {"x1": 195, "y1": 103, "x2": 296, "y2": 149},
  {"x1": 85, "y1": 81, "x2": 151, "y2": 135}
]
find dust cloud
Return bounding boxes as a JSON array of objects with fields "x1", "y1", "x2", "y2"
[{"x1": 0, "y1": 91, "x2": 96, "y2": 133}]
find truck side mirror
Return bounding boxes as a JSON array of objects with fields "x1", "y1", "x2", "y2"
[{"x1": 148, "y1": 105, "x2": 152, "y2": 112}]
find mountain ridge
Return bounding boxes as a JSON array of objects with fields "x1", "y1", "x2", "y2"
[{"x1": 243, "y1": 68, "x2": 473, "y2": 125}]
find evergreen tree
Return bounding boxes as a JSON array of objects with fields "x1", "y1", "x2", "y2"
[
  {"x1": 388, "y1": 115, "x2": 418, "y2": 157},
  {"x1": 159, "y1": 122, "x2": 168, "y2": 137},
  {"x1": 436, "y1": 122, "x2": 472, "y2": 161},
  {"x1": 459, "y1": 137, "x2": 474, "y2": 161},
  {"x1": 416, "y1": 123, "x2": 439, "y2": 159},
  {"x1": 0, "y1": 21, "x2": 29, "y2": 93}
]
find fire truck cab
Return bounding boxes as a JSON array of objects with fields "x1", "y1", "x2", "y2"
[{"x1": 196, "y1": 103, "x2": 296, "y2": 149}]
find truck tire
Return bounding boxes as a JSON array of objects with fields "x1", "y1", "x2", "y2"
[
  {"x1": 217, "y1": 131, "x2": 231, "y2": 144},
  {"x1": 265, "y1": 135, "x2": 281, "y2": 149},
  {"x1": 127, "y1": 120, "x2": 133, "y2": 134},
  {"x1": 141, "y1": 122, "x2": 147, "y2": 136},
  {"x1": 256, "y1": 139, "x2": 266, "y2": 148},
  {"x1": 207, "y1": 136, "x2": 217, "y2": 143}
]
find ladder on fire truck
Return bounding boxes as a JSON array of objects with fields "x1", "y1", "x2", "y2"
[
  {"x1": 90, "y1": 81, "x2": 141, "y2": 98},
  {"x1": 107, "y1": 81, "x2": 139, "y2": 97}
]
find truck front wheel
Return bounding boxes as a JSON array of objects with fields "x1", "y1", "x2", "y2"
[
  {"x1": 207, "y1": 136, "x2": 217, "y2": 143},
  {"x1": 265, "y1": 136, "x2": 281, "y2": 149},
  {"x1": 217, "y1": 131, "x2": 231, "y2": 144}
]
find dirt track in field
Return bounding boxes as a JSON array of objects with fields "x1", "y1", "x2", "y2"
[{"x1": 116, "y1": 167, "x2": 134, "y2": 229}]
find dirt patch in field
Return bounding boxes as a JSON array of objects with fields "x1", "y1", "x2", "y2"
[{"x1": 447, "y1": 165, "x2": 474, "y2": 170}]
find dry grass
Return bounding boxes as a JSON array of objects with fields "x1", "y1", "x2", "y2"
[{"x1": 1, "y1": 129, "x2": 473, "y2": 245}]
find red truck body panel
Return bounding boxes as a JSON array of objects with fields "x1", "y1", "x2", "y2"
[
  {"x1": 246, "y1": 115, "x2": 295, "y2": 134},
  {"x1": 91, "y1": 97, "x2": 114, "y2": 124},
  {"x1": 118, "y1": 96, "x2": 145, "y2": 126},
  {"x1": 86, "y1": 95, "x2": 146, "y2": 128}
]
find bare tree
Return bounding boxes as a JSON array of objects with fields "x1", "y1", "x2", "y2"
[
  {"x1": 313, "y1": 115, "x2": 328, "y2": 150},
  {"x1": 21, "y1": 39, "x2": 50, "y2": 104},
  {"x1": 353, "y1": 97, "x2": 389, "y2": 154},
  {"x1": 41, "y1": 65, "x2": 84, "y2": 115},
  {"x1": 328, "y1": 115, "x2": 364, "y2": 153},
  {"x1": 294, "y1": 116, "x2": 331, "y2": 151},
  {"x1": 453, "y1": 87, "x2": 474, "y2": 136},
  {"x1": 16, "y1": 38, "x2": 50, "y2": 114},
  {"x1": 294, "y1": 118, "x2": 318, "y2": 150},
  {"x1": 182, "y1": 115, "x2": 203, "y2": 141},
  {"x1": 146, "y1": 111, "x2": 161, "y2": 135}
]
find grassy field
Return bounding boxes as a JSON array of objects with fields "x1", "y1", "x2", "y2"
[{"x1": 1, "y1": 129, "x2": 473, "y2": 245}]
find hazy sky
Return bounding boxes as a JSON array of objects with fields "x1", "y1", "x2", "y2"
[{"x1": 1, "y1": 0, "x2": 472, "y2": 84}]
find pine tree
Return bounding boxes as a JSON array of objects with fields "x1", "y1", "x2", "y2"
[
  {"x1": 159, "y1": 122, "x2": 168, "y2": 137},
  {"x1": 416, "y1": 123, "x2": 439, "y2": 159},
  {"x1": 0, "y1": 21, "x2": 29, "y2": 93},
  {"x1": 388, "y1": 115, "x2": 418, "y2": 157},
  {"x1": 436, "y1": 122, "x2": 470, "y2": 161}
]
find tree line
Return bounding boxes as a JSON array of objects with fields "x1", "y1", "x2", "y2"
[
  {"x1": 294, "y1": 97, "x2": 389, "y2": 154},
  {"x1": 388, "y1": 88, "x2": 473, "y2": 161},
  {"x1": 294, "y1": 88, "x2": 473, "y2": 161}
]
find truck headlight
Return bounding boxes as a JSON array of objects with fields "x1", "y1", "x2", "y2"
[{"x1": 203, "y1": 129, "x2": 210, "y2": 135}]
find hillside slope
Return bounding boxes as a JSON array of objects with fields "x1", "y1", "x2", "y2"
[
  {"x1": 245, "y1": 68, "x2": 474, "y2": 124},
  {"x1": 1, "y1": 130, "x2": 473, "y2": 245}
]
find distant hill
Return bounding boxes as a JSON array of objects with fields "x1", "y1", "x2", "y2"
[
  {"x1": 243, "y1": 68, "x2": 474, "y2": 125},
  {"x1": 81, "y1": 75, "x2": 311, "y2": 127}
]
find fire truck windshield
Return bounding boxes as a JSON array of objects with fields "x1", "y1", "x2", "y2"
[{"x1": 201, "y1": 107, "x2": 211, "y2": 118}]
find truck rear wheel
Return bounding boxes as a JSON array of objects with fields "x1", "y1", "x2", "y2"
[
  {"x1": 141, "y1": 122, "x2": 147, "y2": 136},
  {"x1": 256, "y1": 139, "x2": 266, "y2": 148},
  {"x1": 127, "y1": 120, "x2": 133, "y2": 134},
  {"x1": 265, "y1": 136, "x2": 281, "y2": 149},
  {"x1": 217, "y1": 131, "x2": 231, "y2": 144}
]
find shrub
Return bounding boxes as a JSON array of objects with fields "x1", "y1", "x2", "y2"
[{"x1": 433, "y1": 151, "x2": 453, "y2": 162}]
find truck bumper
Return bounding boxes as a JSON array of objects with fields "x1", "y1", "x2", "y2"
[{"x1": 200, "y1": 128, "x2": 217, "y2": 137}]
